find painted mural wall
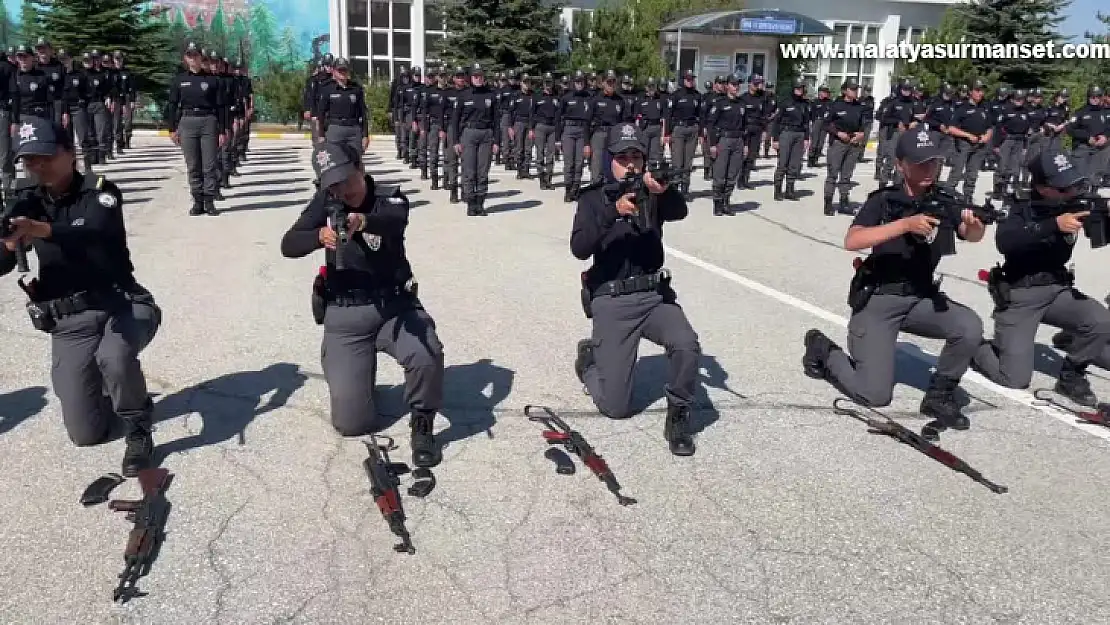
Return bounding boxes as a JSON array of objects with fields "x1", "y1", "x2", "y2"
[{"x1": 0, "y1": 0, "x2": 330, "y2": 78}]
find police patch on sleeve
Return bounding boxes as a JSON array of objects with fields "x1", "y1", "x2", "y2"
[
  {"x1": 388, "y1": 197, "x2": 405, "y2": 204},
  {"x1": 98, "y1": 192, "x2": 118, "y2": 208}
]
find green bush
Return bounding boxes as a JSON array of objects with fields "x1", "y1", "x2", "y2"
[{"x1": 364, "y1": 82, "x2": 393, "y2": 134}]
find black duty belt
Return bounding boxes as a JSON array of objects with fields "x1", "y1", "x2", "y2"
[
  {"x1": 563, "y1": 119, "x2": 588, "y2": 126},
  {"x1": 719, "y1": 131, "x2": 743, "y2": 138},
  {"x1": 675, "y1": 119, "x2": 700, "y2": 127},
  {"x1": 535, "y1": 119, "x2": 556, "y2": 126},
  {"x1": 1007, "y1": 270, "x2": 1072, "y2": 288},
  {"x1": 28, "y1": 106, "x2": 49, "y2": 114},
  {"x1": 593, "y1": 269, "x2": 671, "y2": 297},
  {"x1": 330, "y1": 119, "x2": 361, "y2": 126},
  {"x1": 182, "y1": 109, "x2": 215, "y2": 116},
  {"x1": 1002, "y1": 134, "x2": 1028, "y2": 141},
  {"x1": 643, "y1": 120, "x2": 662, "y2": 126},
  {"x1": 43, "y1": 289, "x2": 121, "y2": 318},
  {"x1": 873, "y1": 281, "x2": 936, "y2": 297},
  {"x1": 329, "y1": 286, "x2": 411, "y2": 306},
  {"x1": 464, "y1": 122, "x2": 491, "y2": 129},
  {"x1": 70, "y1": 102, "x2": 89, "y2": 109}
]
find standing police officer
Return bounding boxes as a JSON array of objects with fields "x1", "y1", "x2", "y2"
[
  {"x1": 166, "y1": 42, "x2": 225, "y2": 216},
  {"x1": 665, "y1": 70, "x2": 703, "y2": 197},
  {"x1": 876, "y1": 79, "x2": 917, "y2": 187},
  {"x1": 923, "y1": 84, "x2": 955, "y2": 165},
  {"x1": 993, "y1": 89, "x2": 1032, "y2": 196},
  {"x1": 706, "y1": 74, "x2": 746, "y2": 216},
  {"x1": 770, "y1": 77, "x2": 811, "y2": 201},
  {"x1": 111, "y1": 52, "x2": 136, "y2": 153},
  {"x1": 586, "y1": 70, "x2": 627, "y2": 184},
  {"x1": 558, "y1": 70, "x2": 591, "y2": 202},
  {"x1": 281, "y1": 143, "x2": 444, "y2": 468},
  {"x1": 509, "y1": 74, "x2": 535, "y2": 180},
  {"x1": 634, "y1": 78, "x2": 669, "y2": 164},
  {"x1": 315, "y1": 58, "x2": 369, "y2": 167},
  {"x1": 858, "y1": 85, "x2": 875, "y2": 164},
  {"x1": 972, "y1": 150, "x2": 1110, "y2": 407},
  {"x1": 61, "y1": 51, "x2": 92, "y2": 172},
  {"x1": 802, "y1": 130, "x2": 987, "y2": 438},
  {"x1": 571, "y1": 123, "x2": 700, "y2": 456},
  {"x1": 441, "y1": 67, "x2": 466, "y2": 203},
  {"x1": 421, "y1": 70, "x2": 448, "y2": 189},
  {"x1": 807, "y1": 85, "x2": 832, "y2": 167},
  {"x1": 822, "y1": 78, "x2": 867, "y2": 215},
  {"x1": 528, "y1": 73, "x2": 560, "y2": 190},
  {"x1": 452, "y1": 64, "x2": 499, "y2": 216},
  {"x1": 0, "y1": 117, "x2": 161, "y2": 476},
  {"x1": 1067, "y1": 86, "x2": 1108, "y2": 190},
  {"x1": 403, "y1": 67, "x2": 425, "y2": 170},
  {"x1": 737, "y1": 75, "x2": 771, "y2": 190},
  {"x1": 84, "y1": 50, "x2": 114, "y2": 168},
  {"x1": 33, "y1": 38, "x2": 65, "y2": 127},
  {"x1": 1042, "y1": 89, "x2": 1070, "y2": 153},
  {"x1": 946, "y1": 79, "x2": 993, "y2": 203}
]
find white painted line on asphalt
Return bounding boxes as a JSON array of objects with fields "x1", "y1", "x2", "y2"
[{"x1": 665, "y1": 245, "x2": 1110, "y2": 443}]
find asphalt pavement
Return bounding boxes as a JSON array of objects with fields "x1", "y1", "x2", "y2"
[{"x1": 2, "y1": 138, "x2": 1110, "y2": 624}]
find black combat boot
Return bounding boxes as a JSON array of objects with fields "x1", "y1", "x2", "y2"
[
  {"x1": 410, "y1": 410, "x2": 441, "y2": 468},
  {"x1": 839, "y1": 194, "x2": 851, "y2": 214},
  {"x1": 807, "y1": 155, "x2": 818, "y2": 168},
  {"x1": 516, "y1": 167, "x2": 525, "y2": 179},
  {"x1": 475, "y1": 196, "x2": 488, "y2": 216},
  {"x1": 1052, "y1": 331, "x2": 1075, "y2": 351},
  {"x1": 785, "y1": 180, "x2": 799, "y2": 201},
  {"x1": 215, "y1": 188, "x2": 225, "y2": 201},
  {"x1": 466, "y1": 199, "x2": 478, "y2": 216},
  {"x1": 741, "y1": 168, "x2": 755, "y2": 190},
  {"x1": 421, "y1": 167, "x2": 429, "y2": 181},
  {"x1": 450, "y1": 187, "x2": 459, "y2": 203},
  {"x1": 664, "y1": 404, "x2": 695, "y2": 456},
  {"x1": 564, "y1": 186, "x2": 574, "y2": 202},
  {"x1": 120, "y1": 401, "x2": 154, "y2": 478},
  {"x1": 873, "y1": 166, "x2": 881, "y2": 181},
  {"x1": 920, "y1": 373, "x2": 969, "y2": 431},
  {"x1": 713, "y1": 197, "x2": 724, "y2": 216},
  {"x1": 83, "y1": 152, "x2": 94, "y2": 173},
  {"x1": 431, "y1": 173, "x2": 439, "y2": 190},
  {"x1": 802, "y1": 329, "x2": 841, "y2": 379},
  {"x1": 823, "y1": 195, "x2": 835, "y2": 216},
  {"x1": 189, "y1": 195, "x2": 205, "y2": 216},
  {"x1": 204, "y1": 197, "x2": 220, "y2": 216},
  {"x1": 721, "y1": 193, "x2": 735, "y2": 216},
  {"x1": 703, "y1": 164, "x2": 711, "y2": 180},
  {"x1": 1055, "y1": 358, "x2": 1098, "y2": 407},
  {"x1": 773, "y1": 176, "x2": 784, "y2": 201}
]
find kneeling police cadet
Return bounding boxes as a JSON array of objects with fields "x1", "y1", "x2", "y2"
[
  {"x1": 0, "y1": 117, "x2": 162, "y2": 475},
  {"x1": 802, "y1": 130, "x2": 987, "y2": 438},
  {"x1": 973, "y1": 150, "x2": 1110, "y2": 406},
  {"x1": 281, "y1": 143, "x2": 445, "y2": 468},
  {"x1": 570, "y1": 123, "x2": 702, "y2": 456}
]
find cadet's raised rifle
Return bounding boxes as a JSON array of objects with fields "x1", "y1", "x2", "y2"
[
  {"x1": 108, "y1": 467, "x2": 173, "y2": 602},
  {"x1": 327, "y1": 201, "x2": 351, "y2": 271},
  {"x1": 1, "y1": 196, "x2": 30, "y2": 273},
  {"x1": 525, "y1": 405, "x2": 637, "y2": 506}
]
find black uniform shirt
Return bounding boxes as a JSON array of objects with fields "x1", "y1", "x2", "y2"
[
  {"x1": 738, "y1": 92, "x2": 769, "y2": 131},
  {"x1": 853, "y1": 187, "x2": 949, "y2": 285},
  {"x1": 451, "y1": 85, "x2": 499, "y2": 137},
  {"x1": 317, "y1": 79, "x2": 367, "y2": 133},
  {"x1": 667, "y1": 87, "x2": 701, "y2": 124},
  {"x1": 0, "y1": 173, "x2": 134, "y2": 300},
  {"x1": 280, "y1": 177, "x2": 413, "y2": 291},
  {"x1": 589, "y1": 92, "x2": 626, "y2": 132},
  {"x1": 557, "y1": 90, "x2": 591, "y2": 136},
  {"x1": 707, "y1": 95, "x2": 745, "y2": 141},
  {"x1": 39, "y1": 59, "x2": 65, "y2": 100},
  {"x1": 998, "y1": 104, "x2": 1032, "y2": 137},
  {"x1": 166, "y1": 70, "x2": 226, "y2": 133},
  {"x1": 635, "y1": 93, "x2": 668, "y2": 125},
  {"x1": 529, "y1": 91, "x2": 559, "y2": 127},
  {"x1": 995, "y1": 198, "x2": 1077, "y2": 280},
  {"x1": 420, "y1": 87, "x2": 446, "y2": 126},
  {"x1": 11, "y1": 68, "x2": 54, "y2": 123},
  {"x1": 570, "y1": 180, "x2": 688, "y2": 286},
  {"x1": 950, "y1": 99, "x2": 992, "y2": 136},
  {"x1": 772, "y1": 93, "x2": 810, "y2": 139},
  {"x1": 1068, "y1": 104, "x2": 1107, "y2": 144},
  {"x1": 825, "y1": 98, "x2": 866, "y2": 135},
  {"x1": 924, "y1": 97, "x2": 953, "y2": 128},
  {"x1": 115, "y1": 68, "x2": 135, "y2": 105},
  {"x1": 85, "y1": 67, "x2": 114, "y2": 101},
  {"x1": 510, "y1": 91, "x2": 534, "y2": 125},
  {"x1": 879, "y1": 96, "x2": 915, "y2": 128},
  {"x1": 63, "y1": 69, "x2": 88, "y2": 107}
]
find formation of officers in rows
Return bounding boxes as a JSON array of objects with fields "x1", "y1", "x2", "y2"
[
  {"x1": 0, "y1": 38, "x2": 137, "y2": 200},
  {"x1": 164, "y1": 42, "x2": 255, "y2": 217}
]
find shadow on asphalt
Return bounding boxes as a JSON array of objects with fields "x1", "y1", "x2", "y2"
[{"x1": 0, "y1": 386, "x2": 49, "y2": 436}]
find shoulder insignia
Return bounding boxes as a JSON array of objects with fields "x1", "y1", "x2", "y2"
[
  {"x1": 579, "y1": 180, "x2": 604, "y2": 193},
  {"x1": 98, "y1": 192, "x2": 117, "y2": 208},
  {"x1": 96, "y1": 175, "x2": 105, "y2": 190},
  {"x1": 387, "y1": 197, "x2": 405, "y2": 204}
]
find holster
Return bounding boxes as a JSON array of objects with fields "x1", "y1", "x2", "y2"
[
  {"x1": 311, "y1": 270, "x2": 327, "y2": 325},
  {"x1": 17, "y1": 277, "x2": 56, "y2": 333},
  {"x1": 847, "y1": 259, "x2": 876, "y2": 313},
  {"x1": 580, "y1": 272, "x2": 593, "y2": 319},
  {"x1": 986, "y1": 266, "x2": 1011, "y2": 311}
]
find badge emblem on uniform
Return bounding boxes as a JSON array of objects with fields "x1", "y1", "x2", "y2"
[
  {"x1": 201, "y1": 82, "x2": 209, "y2": 91},
  {"x1": 923, "y1": 226, "x2": 938, "y2": 244},
  {"x1": 364, "y1": 233, "x2": 382, "y2": 251},
  {"x1": 29, "y1": 82, "x2": 37, "y2": 91},
  {"x1": 51, "y1": 73, "x2": 58, "y2": 80},
  {"x1": 98, "y1": 193, "x2": 117, "y2": 208},
  {"x1": 1054, "y1": 154, "x2": 1071, "y2": 170},
  {"x1": 93, "y1": 79, "x2": 99, "y2": 86},
  {"x1": 917, "y1": 130, "x2": 931, "y2": 145},
  {"x1": 1065, "y1": 232, "x2": 1078, "y2": 245},
  {"x1": 316, "y1": 150, "x2": 332, "y2": 170},
  {"x1": 484, "y1": 98, "x2": 490, "y2": 107},
  {"x1": 18, "y1": 123, "x2": 35, "y2": 143},
  {"x1": 72, "y1": 78, "x2": 79, "y2": 86},
  {"x1": 349, "y1": 93, "x2": 356, "y2": 102}
]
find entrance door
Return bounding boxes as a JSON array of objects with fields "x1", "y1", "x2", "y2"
[
  {"x1": 734, "y1": 51, "x2": 767, "y2": 80},
  {"x1": 679, "y1": 48, "x2": 698, "y2": 75}
]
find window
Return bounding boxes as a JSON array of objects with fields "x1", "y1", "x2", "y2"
[
  {"x1": 392, "y1": 1, "x2": 411, "y2": 30},
  {"x1": 372, "y1": 60, "x2": 391, "y2": 81},
  {"x1": 372, "y1": 32, "x2": 388, "y2": 56},
  {"x1": 425, "y1": 33, "x2": 445, "y2": 57},
  {"x1": 897, "y1": 28, "x2": 908, "y2": 44},
  {"x1": 348, "y1": 29, "x2": 369, "y2": 57},
  {"x1": 850, "y1": 26, "x2": 864, "y2": 46},
  {"x1": 424, "y1": 1, "x2": 446, "y2": 31},
  {"x1": 393, "y1": 32, "x2": 411, "y2": 58},
  {"x1": 909, "y1": 30, "x2": 923, "y2": 44},
  {"x1": 370, "y1": 0, "x2": 389, "y2": 28},
  {"x1": 392, "y1": 60, "x2": 408, "y2": 78},
  {"x1": 351, "y1": 58, "x2": 369, "y2": 78},
  {"x1": 348, "y1": 0, "x2": 368, "y2": 29}
]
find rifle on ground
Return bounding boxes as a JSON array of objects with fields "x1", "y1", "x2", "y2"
[
  {"x1": 108, "y1": 467, "x2": 173, "y2": 602},
  {"x1": 525, "y1": 405, "x2": 637, "y2": 506},
  {"x1": 1, "y1": 197, "x2": 30, "y2": 273},
  {"x1": 363, "y1": 435, "x2": 417, "y2": 554},
  {"x1": 327, "y1": 201, "x2": 351, "y2": 271},
  {"x1": 832, "y1": 398, "x2": 1008, "y2": 494}
]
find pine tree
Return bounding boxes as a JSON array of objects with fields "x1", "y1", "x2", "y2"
[
  {"x1": 894, "y1": 9, "x2": 998, "y2": 94},
  {"x1": 956, "y1": 0, "x2": 1068, "y2": 88},
  {"x1": 439, "y1": 0, "x2": 563, "y2": 73},
  {"x1": 249, "y1": 2, "x2": 279, "y2": 74},
  {"x1": 19, "y1": 0, "x2": 44, "y2": 43},
  {"x1": 1, "y1": 6, "x2": 20, "y2": 48},
  {"x1": 210, "y1": 1, "x2": 230, "y2": 55},
  {"x1": 278, "y1": 27, "x2": 298, "y2": 69}
]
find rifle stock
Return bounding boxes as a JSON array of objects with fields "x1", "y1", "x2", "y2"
[{"x1": 109, "y1": 468, "x2": 172, "y2": 603}]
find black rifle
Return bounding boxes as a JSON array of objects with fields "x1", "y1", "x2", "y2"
[
  {"x1": 887, "y1": 184, "x2": 1008, "y2": 256},
  {"x1": 327, "y1": 201, "x2": 351, "y2": 271},
  {"x1": 832, "y1": 398, "x2": 1008, "y2": 494},
  {"x1": 525, "y1": 405, "x2": 637, "y2": 506},
  {"x1": 1, "y1": 199, "x2": 30, "y2": 273},
  {"x1": 1000, "y1": 189, "x2": 1110, "y2": 248},
  {"x1": 108, "y1": 467, "x2": 173, "y2": 602},
  {"x1": 362, "y1": 435, "x2": 417, "y2": 554}
]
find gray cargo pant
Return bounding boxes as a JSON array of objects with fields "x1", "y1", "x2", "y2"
[
  {"x1": 0, "y1": 109, "x2": 13, "y2": 190},
  {"x1": 1073, "y1": 143, "x2": 1110, "y2": 188},
  {"x1": 86, "y1": 101, "x2": 112, "y2": 163},
  {"x1": 642, "y1": 122, "x2": 664, "y2": 163},
  {"x1": 825, "y1": 291, "x2": 984, "y2": 407},
  {"x1": 179, "y1": 114, "x2": 220, "y2": 199},
  {"x1": 581, "y1": 289, "x2": 701, "y2": 419},
  {"x1": 444, "y1": 124, "x2": 460, "y2": 191},
  {"x1": 995, "y1": 137, "x2": 1026, "y2": 190},
  {"x1": 1021, "y1": 133, "x2": 1046, "y2": 184},
  {"x1": 325, "y1": 123, "x2": 364, "y2": 167},
  {"x1": 824, "y1": 139, "x2": 863, "y2": 200},
  {"x1": 671, "y1": 123, "x2": 699, "y2": 190},
  {"x1": 321, "y1": 299, "x2": 444, "y2": 436},
  {"x1": 533, "y1": 122, "x2": 557, "y2": 177},
  {"x1": 808, "y1": 120, "x2": 828, "y2": 162},
  {"x1": 426, "y1": 122, "x2": 444, "y2": 184},
  {"x1": 947, "y1": 139, "x2": 987, "y2": 202},
  {"x1": 879, "y1": 127, "x2": 902, "y2": 185},
  {"x1": 773, "y1": 130, "x2": 806, "y2": 184},
  {"x1": 711, "y1": 135, "x2": 744, "y2": 201},
  {"x1": 973, "y1": 284, "x2": 1110, "y2": 389},
  {"x1": 560, "y1": 123, "x2": 587, "y2": 190},
  {"x1": 460, "y1": 126, "x2": 494, "y2": 201},
  {"x1": 588, "y1": 128, "x2": 610, "y2": 183},
  {"x1": 500, "y1": 112, "x2": 513, "y2": 163},
  {"x1": 50, "y1": 292, "x2": 161, "y2": 446},
  {"x1": 513, "y1": 121, "x2": 532, "y2": 175},
  {"x1": 401, "y1": 110, "x2": 415, "y2": 161},
  {"x1": 875, "y1": 126, "x2": 896, "y2": 179}
]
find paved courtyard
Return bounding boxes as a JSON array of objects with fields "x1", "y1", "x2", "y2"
[{"x1": 1, "y1": 137, "x2": 1110, "y2": 624}]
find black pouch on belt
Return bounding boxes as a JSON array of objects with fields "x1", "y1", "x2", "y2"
[
  {"x1": 986, "y1": 266, "x2": 1011, "y2": 311},
  {"x1": 312, "y1": 267, "x2": 327, "y2": 325},
  {"x1": 847, "y1": 257, "x2": 876, "y2": 313},
  {"x1": 18, "y1": 277, "x2": 56, "y2": 333},
  {"x1": 580, "y1": 271, "x2": 593, "y2": 319}
]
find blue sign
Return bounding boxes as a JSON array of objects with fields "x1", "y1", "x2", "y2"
[{"x1": 739, "y1": 18, "x2": 798, "y2": 35}]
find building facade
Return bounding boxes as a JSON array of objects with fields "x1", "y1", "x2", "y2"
[{"x1": 329, "y1": 0, "x2": 956, "y2": 95}]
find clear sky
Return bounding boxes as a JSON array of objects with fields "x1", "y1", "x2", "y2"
[{"x1": 1061, "y1": 0, "x2": 1105, "y2": 39}]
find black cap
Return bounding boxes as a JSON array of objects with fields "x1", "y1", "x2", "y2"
[
  {"x1": 818, "y1": 84, "x2": 830, "y2": 92},
  {"x1": 792, "y1": 77, "x2": 805, "y2": 89},
  {"x1": 312, "y1": 144, "x2": 358, "y2": 190},
  {"x1": 333, "y1": 57, "x2": 350, "y2": 70},
  {"x1": 470, "y1": 63, "x2": 484, "y2": 76},
  {"x1": 453, "y1": 66, "x2": 465, "y2": 76},
  {"x1": 13, "y1": 118, "x2": 74, "y2": 160},
  {"x1": 1089, "y1": 85, "x2": 1104, "y2": 98},
  {"x1": 1029, "y1": 150, "x2": 1086, "y2": 189},
  {"x1": 841, "y1": 78, "x2": 859, "y2": 90},
  {"x1": 604, "y1": 69, "x2": 616, "y2": 80},
  {"x1": 608, "y1": 122, "x2": 646, "y2": 155},
  {"x1": 727, "y1": 73, "x2": 741, "y2": 85},
  {"x1": 184, "y1": 42, "x2": 199, "y2": 55},
  {"x1": 895, "y1": 129, "x2": 945, "y2": 164},
  {"x1": 682, "y1": 69, "x2": 694, "y2": 79},
  {"x1": 113, "y1": 50, "x2": 123, "y2": 58},
  {"x1": 749, "y1": 74, "x2": 764, "y2": 85},
  {"x1": 14, "y1": 44, "x2": 32, "y2": 56},
  {"x1": 412, "y1": 66, "x2": 421, "y2": 76},
  {"x1": 34, "y1": 37, "x2": 50, "y2": 49},
  {"x1": 58, "y1": 49, "x2": 69, "y2": 58}
]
